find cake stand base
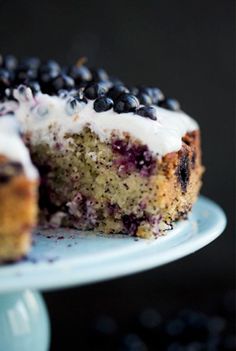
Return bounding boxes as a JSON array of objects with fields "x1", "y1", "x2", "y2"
[{"x1": 0, "y1": 290, "x2": 50, "y2": 351}]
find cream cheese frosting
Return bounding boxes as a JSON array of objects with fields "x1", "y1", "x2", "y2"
[
  {"x1": 0, "y1": 85, "x2": 198, "y2": 177},
  {"x1": 0, "y1": 115, "x2": 38, "y2": 179},
  {"x1": 12, "y1": 86, "x2": 198, "y2": 156}
]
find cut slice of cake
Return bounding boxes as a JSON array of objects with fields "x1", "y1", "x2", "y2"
[{"x1": 0, "y1": 113, "x2": 38, "y2": 261}]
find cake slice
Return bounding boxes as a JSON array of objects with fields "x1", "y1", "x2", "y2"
[{"x1": 0, "y1": 113, "x2": 38, "y2": 261}]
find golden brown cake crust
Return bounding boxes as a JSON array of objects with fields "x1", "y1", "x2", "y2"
[
  {"x1": 0, "y1": 157, "x2": 38, "y2": 261},
  {"x1": 137, "y1": 130, "x2": 204, "y2": 237}
]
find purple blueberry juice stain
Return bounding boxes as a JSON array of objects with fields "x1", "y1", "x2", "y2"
[
  {"x1": 107, "y1": 202, "x2": 120, "y2": 216},
  {"x1": 176, "y1": 152, "x2": 190, "y2": 192},
  {"x1": 112, "y1": 139, "x2": 157, "y2": 176},
  {"x1": 122, "y1": 214, "x2": 143, "y2": 236}
]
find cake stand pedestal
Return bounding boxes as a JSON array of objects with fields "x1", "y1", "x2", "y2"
[
  {"x1": 0, "y1": 290, "x2": 49, "y2": 351},
  {"x1": 0, "y1": 196, "x2": 226, "y2": 351}
]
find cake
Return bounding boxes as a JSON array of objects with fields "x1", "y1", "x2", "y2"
[
  {"x1": 0, "y1": 55, "x2": 204, "y2": 261},
  {"x1": 0, "y1": 113, "x2": 38, "y2": 261}
]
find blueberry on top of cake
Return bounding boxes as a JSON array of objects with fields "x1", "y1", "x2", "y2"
[{"x1": 0, "y1": 54, "x2": 204, "y2": 261}]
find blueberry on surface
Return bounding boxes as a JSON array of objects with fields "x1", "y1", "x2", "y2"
[
  {"x1": 2, "y1": 54, "x2": 18, "y2": 71},
  {"x1": 139, "y1": 86, "x2": 153, "y2": 98},
  {"x1": 84, "y1": 83, "x2": 107, "y2": 100},
  {"x1": 128, "y1": 86, "x2": 139, "y2": 96},
  {"x1": 39, "y1": 60, "x2": 61, "y2": 74},
  {"x1": 114, "y1": 93, "x2": 139, "y2": 113},
  {"x1": 20, "y1": 57, "x2": 41, "y2": 70},
  {"x1": 39, "y1": 69, "x2": 59, "y2": 86},
  {"x1": 50, "y1": 74, "x2": 75, "y2": 93},
  {"x1": 15, "y1": 66, "x2": 38, "y2": 84},
  {"x1": 69, "y1": 65, "x2": 92, "y2": 84},
  {"x1": 136, "y1": 92, "x2": 152, "y2": 106},
  {"x1": 0, "y1": 68, "x2": 11, "y2": 92},
  {"x1": 107, "y1": 85, "x2": 129, "y2": 101},
  {"x1": 159, "y1": 98, "x2": 181, "y2": 111},
  {"x1": 65, "y1": 97, "x2": 87, "y2": 115},
  {"x1": 91, "y1": 68, "x2": 109, "y2": 82},
  {"x1": 136, "y1": 106, "x2": 157, "y2": 120},
  {"x1": 150, "y1": 87, "x2": 164, "y2": 104},
  {"x1": 94, "y1": 96, "x2": 114, "y2": 112}
]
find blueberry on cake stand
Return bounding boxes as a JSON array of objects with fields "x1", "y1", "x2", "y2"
[{"x1": 0, "y1": 196, "x2": 226, "y2": 351}]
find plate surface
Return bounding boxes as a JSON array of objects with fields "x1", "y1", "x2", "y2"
[{"x1": 0, "y1": 196, "x2": 226, "y2": 293}]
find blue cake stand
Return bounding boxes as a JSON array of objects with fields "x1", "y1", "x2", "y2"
[{"x1": 0, "y1": 196, "x2": 226, "y2": 351}]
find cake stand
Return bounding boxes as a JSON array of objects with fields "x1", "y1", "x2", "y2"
[{"x1": 0, "y1": 196, "x2": 226, "y2": 351}]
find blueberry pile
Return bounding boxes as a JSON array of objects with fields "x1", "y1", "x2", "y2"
[
  {"x1": 0, "y1": 54, "x2": 181, "y2": 119},
  {"x1": 87, "y1": 292, "x2": 236, "y2": 351}
]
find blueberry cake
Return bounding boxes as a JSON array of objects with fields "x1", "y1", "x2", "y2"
[
  {"x1": 0, "y1": 55, "x2": 203, "y2": 260},
  {"x1": 0, "y1": 114, "x2": 38, "y2": 261}
]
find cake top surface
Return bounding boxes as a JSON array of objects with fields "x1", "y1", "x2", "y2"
[{"x1": 0, "y1": 55, "x2": 199, "y2": 159}]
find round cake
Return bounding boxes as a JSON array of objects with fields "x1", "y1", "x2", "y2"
[{"x1": 0, "y1": 55, "x2": 204, "y2": 261}]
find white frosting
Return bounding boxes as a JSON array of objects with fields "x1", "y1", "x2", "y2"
[
  {"x1": 0, "y1": 115, "x2": 38, "y2": 179},
  {"x1": 0, "y1": 86, "x2": 198, "y2": 177},
  {"x1": 9, "y1": 88, "x2": 198, "y2": 157}
]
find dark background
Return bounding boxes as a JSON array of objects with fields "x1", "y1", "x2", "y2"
[{"x1": 0, "y1": 0, "x2": 234, "y2": 350}]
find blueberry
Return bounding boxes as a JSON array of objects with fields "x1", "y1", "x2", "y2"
[
  {"x1": 39, "y1": 59, "x2": 61, "y2": 74},
  {"x1": 159, "y1": 98, "x2": 181, "y2": 111},
  {"x1": 69, "y1": 65, "x2": 92, "y2": 84},
  {"x1": 39, "y1": 69, "x2": 59, "y2": 86},
  {"x1": 139, "y1": 86, "x2": 153, "y2": 98},
  {"x1": 0, "y1": 68, "x2": 11, "y2": 93},
  {"x1": 65, "y1": 97, "x2": 86, "y2": 115},
  {"x1": 128, "y1": 86, "x2": 139, "y2": 96},
  {"x1": 94, "y1": 96, "x2": 114, "y2": 112},
  {"x1": 136, "y1": 106, "x2": 157, "y2": 120},
  {"x1": 120, "y1": 333, "x2": 148, "y2": 351},
  {"x1": 176, "y1": 153, "x2": 190, "y2": 192},
  {"x1": 84, "y1": 83, "x2": 107, "y2": 100},
  {"x1": 2, "y1": 54, "x2": 18, "y2": 71},
  {"x1": 114, "y1": 93, "x2": 139, "y2": 113},
  {"x1": 21, "y1": 57, "x2": 41, "y2": 70},
  {"x1": 24, "y1": 80, "x2": 41, "y2": 94},
  {"x1": 91, "y1": 68, "x2": 109, "y2": 82},
  {"x1": 136, "y1": 92, "x2": 152, "y2": 106},
  {"x1": 138, "y1": 87, "x2": 164, "y2": 105},
  {"x1": 122, "y1": 214, "x2": 141, "y2": 236},
  {"x1": 166, "y1": 319, "x2": 185, "y2": 336},
  {"x1": 50, "y1": 74, "x2": 75, "y2": 93},
  {"x1": 15, "y1": 66, "x2": 38, "y2": 84},
  {"x1": 107, "y1": 85, "x2": 129, "y2": 101},
  {"x1": 151, "y1": 87, "x2": 164, "y2": 104},
  {"x1": 94, "y1": 314, "x2": 118, "y2": 335}
]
